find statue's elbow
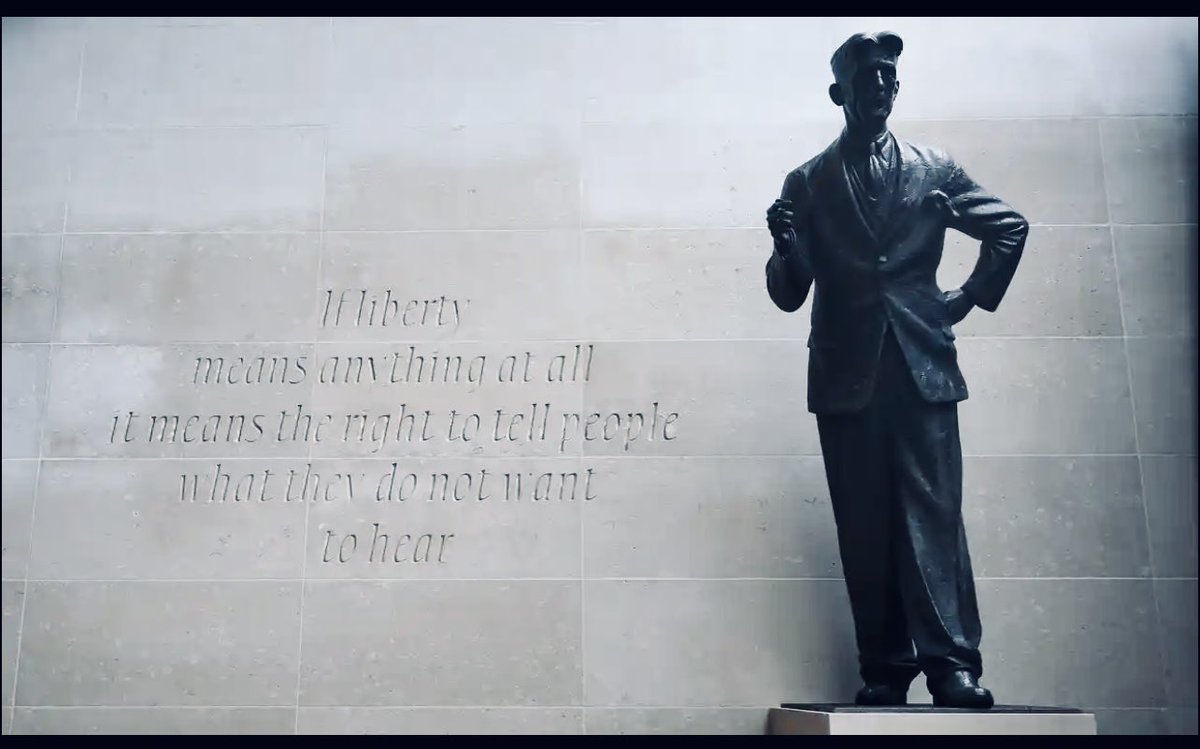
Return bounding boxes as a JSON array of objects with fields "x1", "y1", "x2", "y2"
[
  {"x1": 766, "y1": 276, "x2": 803, "y2": 312},
  {"x1": 769, "y1": 287, "x2": 803, "y2": 313},
  {"x1": 1009, "y1": 213, "x2": 1030, "y2": 243},
  {"x1": 997, "y1": 213, "x2": 1029, "y2": 255},
  {"x1": 766, "y1": 261, "x2": 804, "y2": 313}
]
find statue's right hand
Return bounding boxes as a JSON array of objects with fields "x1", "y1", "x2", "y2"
[{"x1": 766, "y1": 198, "x2": 798, "y2": 253}]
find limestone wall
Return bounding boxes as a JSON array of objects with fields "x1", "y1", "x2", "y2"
[{"x1": 2, "y1": 17, "x2": 1196, "y2": 735}]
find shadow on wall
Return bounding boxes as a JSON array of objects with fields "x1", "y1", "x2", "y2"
[
  {"x1": 1187, "y1": 46, "x2": 1199, "y2": 327},
  {"x1": 1181, "y1": 67, "x2": 1198, "y2": 420}
]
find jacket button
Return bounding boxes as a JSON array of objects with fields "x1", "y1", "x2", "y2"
[{"x1": 878, "y1": 255, "x2": 888, "y2": 262}]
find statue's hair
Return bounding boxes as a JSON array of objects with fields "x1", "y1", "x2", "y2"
[{"x1": 830, "y1": 31, "x2": 903, "y2": 86}]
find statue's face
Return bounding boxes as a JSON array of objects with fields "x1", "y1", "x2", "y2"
[{"x1": 846, "y1": 60, "x2": 899, "y2": 125}]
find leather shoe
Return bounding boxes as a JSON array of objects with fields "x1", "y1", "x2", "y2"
[
  {"x1": 855, "y1": 684, "x2": 908, "y2": 706},
  {"x1": 929, "y1": 670, "x2": 994, "y2": 709}
]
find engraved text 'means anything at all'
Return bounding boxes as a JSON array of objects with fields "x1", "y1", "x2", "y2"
[
  {"x1": 320, "y1": 289, "x2": 468, "y2": 328},
  {"x1": 190, "y1": 345, "x2": 594, "y2": 387}
]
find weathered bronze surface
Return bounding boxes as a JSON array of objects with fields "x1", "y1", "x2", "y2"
[{"x1": 766, "y1": 31, "x2": 1030, "y2": 709}]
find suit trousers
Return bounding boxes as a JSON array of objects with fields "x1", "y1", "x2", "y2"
[{"x1": 816, "y1": 323, "x2": 983, "y2": 688}]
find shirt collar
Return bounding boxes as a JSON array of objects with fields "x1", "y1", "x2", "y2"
[{"x1": 840, "y1": 128, "x2": 893, "y2": 159}]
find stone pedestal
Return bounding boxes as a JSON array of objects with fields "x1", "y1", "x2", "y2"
[{"x1": 768, "y1": 705, "x2": 1098, "y2": 735}]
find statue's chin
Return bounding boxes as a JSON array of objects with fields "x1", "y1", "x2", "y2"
[
  {"x1": 849, "y1": 112, "x2": 890, "y2": 132},
  {"x1": 866, "y1": 104, "x2": 892, "y2": 121}
]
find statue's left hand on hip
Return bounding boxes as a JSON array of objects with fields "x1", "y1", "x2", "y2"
[{"x1": 942, "y1": 287, "x2": 974, "y2": 325}]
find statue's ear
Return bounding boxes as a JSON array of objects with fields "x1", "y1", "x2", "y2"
[{"x1": 828, "y1": 83, "x2": 845, "y2": 107}]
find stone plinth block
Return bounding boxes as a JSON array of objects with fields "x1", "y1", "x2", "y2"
[{"x1": 768, "y1": 705, "x2": 1097, "y2": 735}]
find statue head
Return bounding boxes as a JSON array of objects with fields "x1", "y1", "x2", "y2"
[{"x1": 829, "y1": 31, "x2": 903, "y2": 134}]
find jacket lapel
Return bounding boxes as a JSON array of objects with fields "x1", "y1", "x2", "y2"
[
  {"x1": 810, "y1": 138, "x2": 878, "y2": 249},
  {"x1": 876, "y1": 139, "x2": 927, "y2": 247}
]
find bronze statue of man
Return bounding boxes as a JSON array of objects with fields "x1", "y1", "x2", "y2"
[{"x1": 765, "y1": 31, "x2": 1028, "y2": 709}]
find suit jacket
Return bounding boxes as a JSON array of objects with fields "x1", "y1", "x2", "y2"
[{"x1": 766, "y1": 132, "x2": 1029, "y2": 415}]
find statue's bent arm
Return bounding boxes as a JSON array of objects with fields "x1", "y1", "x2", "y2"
[
  {"x1": 939, "y1": 162, "x2": 1030, "y2": 313},
  {"x1": 765, "y1": 170, "x2": 816, "y2": 313}
]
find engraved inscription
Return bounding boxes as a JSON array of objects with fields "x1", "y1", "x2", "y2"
[
  {"x1": 319, "y1": 289, "x2": 468, "y2": 329},
  {"x1": 193, "y1": 354, "x2": 308, "y2": 385},
  {"x1": 97, "y1": 288, "x2": 684, "y2": 572},
  {"x1": 321, "y1": 525, "x2": 455, "y2": 564}
]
